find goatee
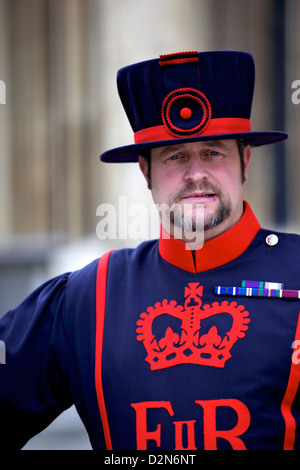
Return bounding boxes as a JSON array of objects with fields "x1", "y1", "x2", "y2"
[{"x1": 166, "y1": 182, "x2": 232, "y2": 232}]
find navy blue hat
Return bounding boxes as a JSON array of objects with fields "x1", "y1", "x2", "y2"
[{"x1": 100, "y1": 50, "x2": 288, "y2": 163}]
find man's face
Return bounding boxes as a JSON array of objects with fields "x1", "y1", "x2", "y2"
[{"x1": 139, "y1": 139, "x2": 251, "y2": 242}]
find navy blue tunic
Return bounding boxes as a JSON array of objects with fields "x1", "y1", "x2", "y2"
[{"x1": 1, "y1": 202, "x2": 300, "y2": 450}]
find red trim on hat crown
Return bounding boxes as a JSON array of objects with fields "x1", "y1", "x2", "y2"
[
  {"x1": 134, "y1": 118, "x2": 252, "y2": 144},
  {"x1": 159, "y1": 51, "x2": 199, "y2": 66},
  {"x1": 160, "y1": 58, "x2": 199, "y2": 66}
]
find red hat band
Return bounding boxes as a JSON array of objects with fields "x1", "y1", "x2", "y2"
[
  {"x1": 134, "y1": 117, "x2": 252, "y2": 144},
  {"x1": 135, "y1": 86, "x2": 251, "y2": 144}
]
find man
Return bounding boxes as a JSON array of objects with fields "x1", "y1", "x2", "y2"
[
  {"x1": 0, "y1": 50, "x2": 299, "y2": 451},
  {"x1": 139, "y1": 138, "x2": 251, "y2": 245}
]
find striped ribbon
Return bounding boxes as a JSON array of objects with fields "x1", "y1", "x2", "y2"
[
  {"x1": 241, "y1": 280, "x2": 284, "y2": 289},
  {"x1": 215, "y1": 281, "x2": 300, "y2": 299}
]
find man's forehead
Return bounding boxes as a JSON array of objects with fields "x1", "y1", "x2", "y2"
[{"x1": 152, "y1": 139, "x2": 237, "y2": 156}]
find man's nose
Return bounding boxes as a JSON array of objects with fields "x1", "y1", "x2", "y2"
[{"x1": 183, "y1": 156, "x2": 209, "y2": 183}]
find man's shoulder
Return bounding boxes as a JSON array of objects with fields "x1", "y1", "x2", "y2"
[
  {"x1": 68, "y1": 239, "x2": 159, "y2": 279},
  {"x1": 259, "y1": 227, "x2": 300, "y2": 244},
  {"x1": 257, "y1": 227, "x2": 300, "y2": 263},
  {"x1": 108, "y1": 238, "x2": 159, "y2": 262}
]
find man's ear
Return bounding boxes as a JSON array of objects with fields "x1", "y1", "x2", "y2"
[
  {"x1": 138, "y1": 155, "x2": 148, "y2": 179},
  {"x1": 243, "y1": 145, "x2": 252, "y2": 182},
  {"x1": 138, "y1": 155, "x2": 151, "y2": 189}
]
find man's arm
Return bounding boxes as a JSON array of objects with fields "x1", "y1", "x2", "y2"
[{"x1": 0, "y1": 273, "x2": 73, "y2": 449}]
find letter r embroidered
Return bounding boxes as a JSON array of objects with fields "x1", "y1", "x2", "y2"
[{"x1": 195, "y1": 399, "x2": 251, "y2": 450}]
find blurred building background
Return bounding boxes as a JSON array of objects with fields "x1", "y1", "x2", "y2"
[{"x1": 0, "y1": 0, "x2": 299, "y2": 450}]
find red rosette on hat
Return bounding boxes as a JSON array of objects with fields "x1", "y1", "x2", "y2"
[{"x1": 162, "y1": 88, "x2": 212, "y2": 138}]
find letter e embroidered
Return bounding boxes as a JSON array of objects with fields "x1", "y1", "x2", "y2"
[{"x1": 131, "y1": 401, "x2": 174, "y2": 450}]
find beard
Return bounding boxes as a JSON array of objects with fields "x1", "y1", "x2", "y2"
[{"x1": 163, "y1": 181, "x2": 232, "y2": 234}]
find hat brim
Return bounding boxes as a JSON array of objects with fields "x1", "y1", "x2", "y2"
[{"x1": 100, "y1": 131, "x2": 288, "y2": 163}]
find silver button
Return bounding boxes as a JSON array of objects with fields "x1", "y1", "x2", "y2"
[{"x1": 266, "y1": 234, "x2": 279, "y2": 246}]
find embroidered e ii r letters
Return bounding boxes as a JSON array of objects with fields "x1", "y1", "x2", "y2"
[{"x1": 136, "y1": 283, "x2": 250, "y2": 370}]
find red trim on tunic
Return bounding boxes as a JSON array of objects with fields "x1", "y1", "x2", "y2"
[
  {"x1": 159, "y1": 201, "x2": 261, "y2": 273},
  {"x1": 95, "y1": 250, "x2": 114, "y2": 450},
  {"x1": 281, "y1": 313, "x2": 300, "y2": 450},
  {"x1": 134, "y1": 118, "x2": 251, "y2": 144}
]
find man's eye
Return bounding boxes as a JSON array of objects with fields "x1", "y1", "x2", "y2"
[
  {"x1": 206, "y1": 150, "x2": 224, "y2": 160},
  {"x1": 169, "y1": 154, "x2": 180, "y2": 161}
]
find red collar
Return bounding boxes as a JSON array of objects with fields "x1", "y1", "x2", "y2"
[{"x1": 158, "y1": 201, "x2": 261, "y2": 273}]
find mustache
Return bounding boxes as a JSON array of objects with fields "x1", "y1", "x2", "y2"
[{"x1": 170, "y1": 182, "x2": 222, "y2": 203}]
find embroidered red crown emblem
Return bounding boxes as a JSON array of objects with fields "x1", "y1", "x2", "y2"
[{"x1": 136, "y1": 283, "x2": 250, "y2": 370}]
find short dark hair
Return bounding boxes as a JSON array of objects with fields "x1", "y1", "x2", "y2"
[
  {"x1": 140, "y1": 149, "x2": 152, "y2": 189},
  {"x1": 236, "y1": 139, "x2": 248, "y2": 183}
]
